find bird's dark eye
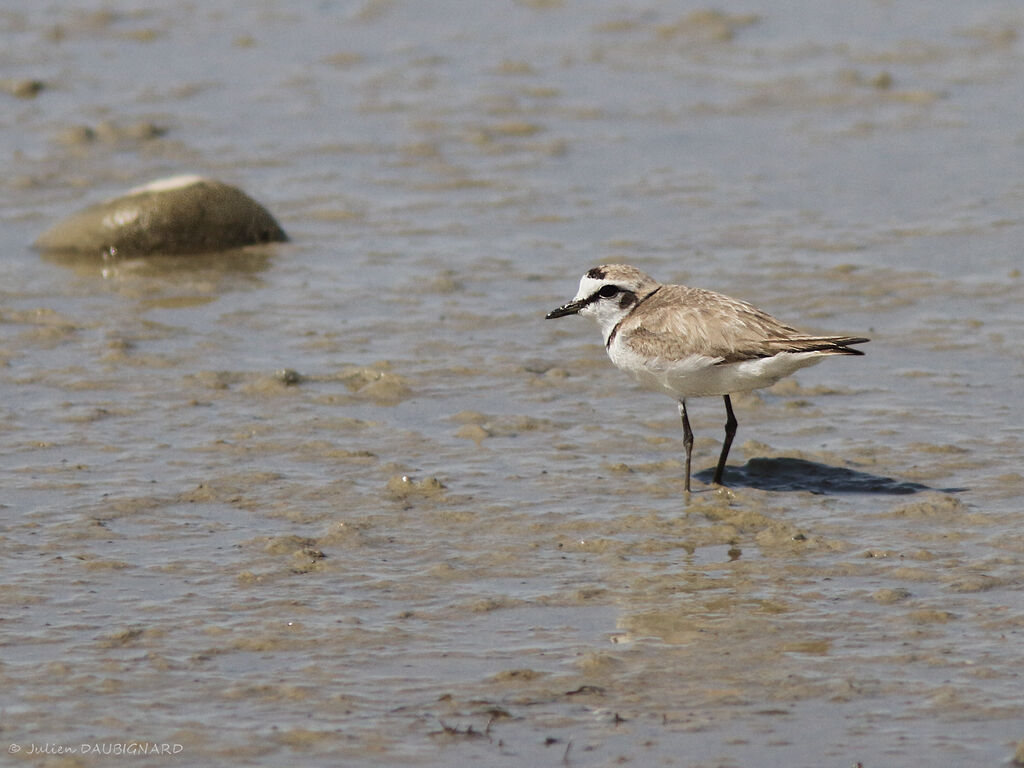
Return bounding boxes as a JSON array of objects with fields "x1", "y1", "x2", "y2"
[{"x1": 598, "y1": 285, "x2": 619, "y2": 298}]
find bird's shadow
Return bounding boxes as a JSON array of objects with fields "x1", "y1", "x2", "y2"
[{"x1": 695, "y1": 457, "x2": 964, "y2": 495}]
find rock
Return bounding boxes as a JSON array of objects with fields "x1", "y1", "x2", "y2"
[{"x1": 34, "y1": 175, "x2": 287, "y2": 257}]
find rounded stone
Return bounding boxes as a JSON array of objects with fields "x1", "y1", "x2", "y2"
[{"x1": 34, "y1": 175, "x2": 288, "y2": 257}]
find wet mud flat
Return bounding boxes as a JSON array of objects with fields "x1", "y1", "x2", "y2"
[
  {"x1": 2, "y1": 288, "x2": 1022, "y2": 767},
  {"x1": 2, "y1": 1, "x2": 1024, "y2": 766}
]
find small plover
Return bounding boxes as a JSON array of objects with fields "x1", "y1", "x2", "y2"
[{"x1": 546, "y1": 264, "x2": 868, "y2": 491}]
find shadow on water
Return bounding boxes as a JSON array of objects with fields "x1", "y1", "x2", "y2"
[{"x1": 696, "y1": 457, "x2": 963, "y2": 495}]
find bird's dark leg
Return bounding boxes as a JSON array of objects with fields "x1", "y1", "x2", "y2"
[
  {"x1": 713, "y1": 394, "x2": 738, "y2": 486},
  {"x1": 678, "y1": 399, "x2": 693, "y2": 492}
]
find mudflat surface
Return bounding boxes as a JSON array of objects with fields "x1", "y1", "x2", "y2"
[{"x1": 1, "y1": 2, "x2": 1022, "y2": 766}]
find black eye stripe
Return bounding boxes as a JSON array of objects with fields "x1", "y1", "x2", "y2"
[{"x1": 581, "y1": 284, "x2": 637, "y2": 310}]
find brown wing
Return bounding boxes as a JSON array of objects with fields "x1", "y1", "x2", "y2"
[{"x1": 622, "y1": 285, "x2": 868, "y2": 362}]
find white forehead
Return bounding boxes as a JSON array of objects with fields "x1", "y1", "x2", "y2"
[{"x1": 573, "y1": 275, "x2": 606, "y2": 301}]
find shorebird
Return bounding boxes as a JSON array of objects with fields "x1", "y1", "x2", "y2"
[{"x1": 546, "y1": 264, "x2": 868, "y2": 491}]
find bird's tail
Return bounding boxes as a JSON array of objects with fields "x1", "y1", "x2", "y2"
[{"x1": 775, "y1": 336, "x2": 870, "y2": 356}]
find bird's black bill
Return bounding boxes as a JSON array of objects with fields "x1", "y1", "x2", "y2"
[{"x1": 545, "y1": 299, "x2": 586, "y2": 319}]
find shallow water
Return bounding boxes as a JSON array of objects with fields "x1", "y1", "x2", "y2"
[{"x1": 2, "y1": 1, "x2": 1023, "y2": 766}]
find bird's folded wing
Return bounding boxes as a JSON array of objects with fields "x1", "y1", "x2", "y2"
[{"x1": 623, "y1": 285, "x2": 868, "y2": 364}]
